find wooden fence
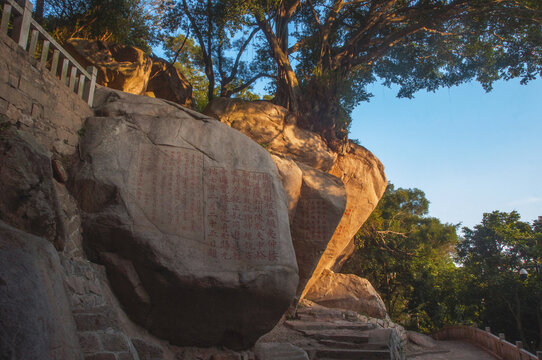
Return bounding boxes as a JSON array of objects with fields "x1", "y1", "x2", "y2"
[
  {"x1": 0, "y1": 0, "x2": 96, "y2": 106},
  {"x1": 433, "y1": 325, "x2": 542, "y2": 360}
]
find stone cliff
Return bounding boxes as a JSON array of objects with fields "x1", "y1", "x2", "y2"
[{"x1": 0, "y1": 27, "x2": 396, "y2": 360}]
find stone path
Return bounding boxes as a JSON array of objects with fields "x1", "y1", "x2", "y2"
[
  {"x1": 258, "y1": 302, "x2": 404, "y2": 359},
  {"x1": 407, "y1": 340, "x2": 497, "y2": 359}
]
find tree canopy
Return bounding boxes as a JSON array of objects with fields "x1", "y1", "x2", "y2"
[
  {"x1": 36, "y1": 0, "x2": 542, "y2": 142},
  {"x1": 342, "y1": 183, "x2": 460, "y2": 332},
  {"x1": 163, "y1": 0, "x2": 542, "y2": 145}
]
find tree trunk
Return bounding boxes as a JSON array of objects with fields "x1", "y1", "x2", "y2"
[{"x1": 34, "y1": 0, "x2": 44, "y2": 24}]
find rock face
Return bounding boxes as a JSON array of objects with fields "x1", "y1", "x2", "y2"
[
  {"x1": 147, "y1": 58, "x2": 193, "y2": 108},
  {"x1": 205, "y1": 98, "x2": 337, "y2": 171},
  {"x1": 71, "y1": 88, "x2": 298, "y2": 349},
  {"x1": 65, "y1": 39, "x2": 193, "y2": 107},
  {"x1": 66, "y1": 38, "x2": 152, "y2": 95},
  {"x1": 0, "y1": 129, "x2": 62, "y2": 249},
  {"x1": 290, "y1": 163, "x2": 346, "y2": 296},
  {"x1": 204, "y1": 98, "x2": 387, "y2": 306},
  {"x1": 303, "y1": 269, "x2": 387, "y2": 319},
  {"x1": 0, "y1": 221, "x2": 82, "y2": 360},
  {"x1": 301, "y1": 145, "x2": 387, "y2": 298}
]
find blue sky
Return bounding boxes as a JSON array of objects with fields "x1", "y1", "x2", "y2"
[{"x1": 349, "y1": 78, "x2": 542, "y2": 229}]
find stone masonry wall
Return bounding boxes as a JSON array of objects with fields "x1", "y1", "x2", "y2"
[{"x1": 0, "y1": 31, "x2": 92, "y2": 157}]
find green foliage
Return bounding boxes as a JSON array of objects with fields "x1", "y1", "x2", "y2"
[
  {"x1": 164, "y1": 34, "x2": 267, "y2": 110},
  {"x1": 342, "y1": 183, "x2": 460, "y2": 332},
  {"x1": 42, "y1": 0, "x2": 167, "y2": 51},
  {"x1": 457, "y1": 212, "x2": 542, "y2": 351}
]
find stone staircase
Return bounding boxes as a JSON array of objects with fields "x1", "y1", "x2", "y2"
[{"x1": 258, "y1": 302, "x2": 403, "y2": 360}]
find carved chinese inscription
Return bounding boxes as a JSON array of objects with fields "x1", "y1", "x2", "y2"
[
  {"x1": 204, "y1": 168, "x2": 279, "y2": 263},
  {"x1": 294, "y1": 198, "x2": 328, "y2": 242},
  {"x1": 130, "y1": 144, "x2": 204, "y2": 238}
]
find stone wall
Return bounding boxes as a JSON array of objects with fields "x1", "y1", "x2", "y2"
[{"x1": 0, "y1": 30, "x2": 92, "y2": 157}]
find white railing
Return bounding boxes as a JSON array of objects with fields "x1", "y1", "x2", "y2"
[
  {"x1": 433, "y1": 325, "x2": 542, "y2": 360},
  {"x1": 0, "y1": 0, "x2": 97, "y2": 106}
]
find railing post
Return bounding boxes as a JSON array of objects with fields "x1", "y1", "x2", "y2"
[
  {"x1": 499, "y1": 333, "x2": 505, "y2": 358},
  {"x1": 28, "y1": 28, "x2": 39, "y2": 57},
  {"x1": 51, "y1": 49, "x2": 60, "y2": 75},
  {"x1": 40, "y1": 40, "x2": 50, "y2": 67},
  {"x1": 86, "y1": 66, "x2": 97, "y2": 107},
  {"x1": 537, "y1": 350, "x2": 542, "y2": 360},
  {"x1": 516, "y1": 341, "x2": 523, "y2": 360},
  {"x1": 12, "y1": 0, "x2": 33, "y2": 49}
]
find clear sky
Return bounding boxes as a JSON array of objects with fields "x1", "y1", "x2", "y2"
[{"x1": 349, "y1": 78, "x2": 542, "y2": 229}]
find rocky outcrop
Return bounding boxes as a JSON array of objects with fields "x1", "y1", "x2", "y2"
[
  {"x1": 65, "y1": 39, "x2": 193, "y2": 107},
  {"x1": 271, "y1": 155, "x2": 303, "y2": 222},
  {"x1": 0, "y1": 221, "x2": 82, "y2": 359},
  {"x1": 301, "y1": 144, "x2": 387, "y2": 298},
  {"x1": 204, "y1": 98, "x2": 387, "y2": 307},
  {"x1": 147, "y1": 58, "x2": 193, "y2": 108},
  {"x1": 304, "y1": 269, "x2": 387, "y2": 319},
  {"x1": 205, "y1": 98, "x2": 337, "y2": 172},
  {"x1": 66, "y1": 39, "x2": 153, "y2": 95},
  {"x1": 290, "y1": 163, "x2": 346, "y2": 296},
  {"x1": 71, "y1": 88, "x2": 298, "y2": 349},
  {"x1": 0, "y1": 130, "x2": 60, "y2": 247}
]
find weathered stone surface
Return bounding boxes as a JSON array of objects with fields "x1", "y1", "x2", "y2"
[
  {"x1": 290, "y1": 162, "x2": 346, "y2": 296},
  {"x1": 204, "y1": 98, "x2": 387, "y2": 307},
  {"x1": 66, "y1": 39, "x2": 152, "y2": 95},
  {"x1": 271, "y1": 155, "x2": 302, "y2": 222},
  {"x1": 304, "y1": 269, "x2": 387, "y2": 319},
  {"x1": 0, "y1": 129, "x2": 63, "y2": 249},
  {"x1": 0, "y1": 221, "x2": 82, "y2": 360},
  {"x1": 132, "y1": 339, "x2": 164, "y2": 360},
  {"x1": 204, "y1": 98, "x2": 337, "y2": 172},
  {"x1": 147, "y1": 57, "x2": 193, "y2": 108},
  {"x1": 71, "y1": 88, "x2": 298, "y2": 349},
  {"x1": 254, "y1": 343, "x2": 309, "y2": 360},
  {"x1": 407, "y1": 331, "x2": 438, "y2": 348},
  {"x1": 301, "y1": 143, "x2": 387, "y2": 298}
]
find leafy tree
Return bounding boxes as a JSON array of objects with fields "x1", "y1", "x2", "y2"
[
  {"x1": 342, "y1": 183, "x2": 460, "y2": 332},
  {"x1": 165, "y1": 0, "x2": 542, "y2": 146},
  {"x1": 39, "y1": 0, "x2": 169, "y2": 50},
  {"x1": 163, "y1": 33, "x2": 266, "y2": 110},
  {"x1": 164, "y1": 0, "x2": 271, "y2": 103},
  {"x1": 457, "y1": 211, "x2": 542, "y2": 351}
]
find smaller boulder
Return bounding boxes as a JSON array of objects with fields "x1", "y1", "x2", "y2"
[
  {"x1": 66, "y1": 39, "x2": 153, "y2": 95},
  {"x1": 271, "y1": 155, "x2": 302, "y2": 222},
  {"x1": 0, "y1": 221, "x2": 82, "y2": 359},
  {"x1": 304, "y1": 269, "x2": 387, "y2": 319},
  {"x1": 407, "y1": 331, "x2": 438, "y2": 348},
  {"x1": 147, "y1": 58, "x2": 193, "y2": 108}
]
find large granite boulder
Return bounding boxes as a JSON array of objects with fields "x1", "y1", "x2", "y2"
[
  {"x1": 303, "y1": 269, "x2": 387, "y2": 319},
  {"x1": 301, "y1": 144, "x2": 387, "y2": 298},
  {"x1": 66, "y1": 39, "x2": 153, "y2": 95},
  {"x1": 271, "y1": 155, "x2": 302, "y2": 222},
  {"x1": 205, "y1": 98, "x2": 387, "y2": 302},
  {"x1": 147, "y1": 57, "x2": 193, "y2": 108},
  {"x1": 204, "y1": 98, "x2": 337, "y2": 172},
  {"x1": 65, "y1": 39, "x2": 194, "y2": 107},
  {"x1": 0, "y1": 221, "x2": 82, "y2": 359},
  {"x1": 290, "y1": 163, "x2": 346, "y2": 296},
  {"x1": 70, "y1": 88, "x2": 298, "y2": 349}
]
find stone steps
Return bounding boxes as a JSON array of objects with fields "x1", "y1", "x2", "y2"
[
  {"x1": 285, "y1": 320, "x2": 376, "y2": 332},
  {"x1": 299, "y1": 329, "x2": 370, "y2": 344},
  {"x1": 317, "y1": 339, "x2": 389, "y2": 350},
  {"x1": 311, "y1": 348, "x2": 391, "y2": 359}
]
